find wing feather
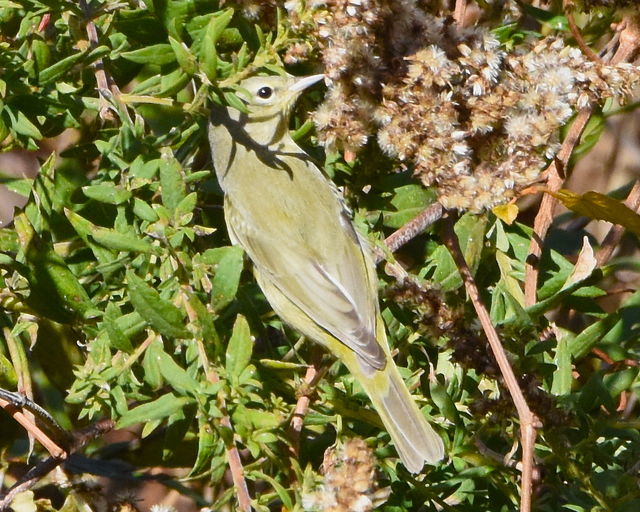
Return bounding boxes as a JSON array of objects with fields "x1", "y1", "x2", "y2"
[{"x1": 225, "y1": 192, "x2": 385, "y2": 369}]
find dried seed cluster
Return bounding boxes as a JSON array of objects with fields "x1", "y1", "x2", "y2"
[
  {"x1": 292, "y1": 0, "x2": 640, "y2": 211},
  {"x1": 578, "y1": 0, "x2": 639, "y2": 7},
  {"x1": 301, "y1": 438, "x2": 390, "y2": 512}
]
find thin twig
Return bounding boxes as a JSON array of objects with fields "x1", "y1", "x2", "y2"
[
  {"x1": 219, "y1": 415, "x2": 252, "y2": 512},
  {"x1": 80, "y1": 0, "x2": 115, "y2": 121},
  {"x1": 564, "y1": 2, "x2": 602, "y2": 63},
  {"x1": 591, "y1": 347, "x2": 639, "y2": 370},
  {"x1": 442, "y1": 215, "x2": 539, "y2": 512},
  {"x1": 383, "y1": 203, "x2": 444, "y2": 257},
  {"x1": 0, "y1": 456, "x2": 61, "y2": 510},
  {"x1": 182, "y1": 290, "x2": 253, "y2": 512},
  {"x1": 368, "y1": 203, "x2": 443, "y2": 283},
  {"x1": 0, "y1": 389, "x2": 73, "y2": 458},
  {"x1": 289, "y1": 349, "x2": 327, "y2": 459},
  {"x1": 290, "y1": 367, "x2": 317, "y2": 456},
  {"x1": 523, "y1": 108, "x2": 593, "y2": 306},
  {"x1": 595, "y1": 180, "x2": 640, "y2": 266},
  {"x1": 0, "y1": 419, "x2": 114, "y2": 511},
  {"x1": 611, "y1": 16, "x2": 640, "y2": 64},
  {"x1": 453, "y1": 0, "x2": 468, "y2": 26},
  {"x1": 0, "y1": 396, "x2": 66, "y2": 459}
]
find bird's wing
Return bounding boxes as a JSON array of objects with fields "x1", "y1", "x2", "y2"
[{"x1": 225, "y1": 196, "x2": 385, "y2": 369}]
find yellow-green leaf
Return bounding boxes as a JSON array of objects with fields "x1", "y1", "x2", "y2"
[
  {"x1": 492, "y1": 203, "x2": 518, "y2": 225},
  {"x1": 552, "y1": 189, "x2": 640, "y2": 235}
]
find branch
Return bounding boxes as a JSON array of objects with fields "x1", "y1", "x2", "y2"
[
  {"x1": 595, "y1": 180, "x2": 640, "y2": 266},
  {"x1": 564, "y1": 1, "x2": 602, "y2": 63},
  {"x1": 0, "y1": 389, "x2": 71, "y2": 459},
  {"x1": 523, "y1": 14, "x2": 640, "y2": 306},
  {"x1": 523, "y1": 108, "x2": 592, "y2": 306},
  {"x1": 442, "y1": 215, "x2": 539, "y2": 512},
  {"x1": 0, "y1": 456, "x2": 61, "y2": 510},
  {"x1": 454, "y1": 0, "x2": 468, "y2": 26},
  {"x1": 182, "y1": 290, "x2": 252, "y2": 512},
  {"x1": 79, "y1": 0, "x2": 116, "y2": 121},
  {"x1": 0, "y1": 419, "x2": 114, "y2": 511},
  {"x1": 289, "y1": 349, "x2": 327, "y2": 461},
  {"x1": 453, "y1": 0, "x2": 480, "y2": 28},
  {"x1": 383, "y1": 203, "x2": 444, "y2": 257}
]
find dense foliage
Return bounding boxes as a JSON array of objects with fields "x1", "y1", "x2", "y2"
[{"x1": 1, "y1": 1, "x2": 640, "y2": 511}]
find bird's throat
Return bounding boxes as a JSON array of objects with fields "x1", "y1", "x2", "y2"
[{"x1": 243, "y1": 111, "x2": 289, "y2": 147}]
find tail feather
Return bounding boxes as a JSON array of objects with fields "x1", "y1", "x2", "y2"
[{"x1": 361, "y1": 361, "x2": 445, "y2": 472}]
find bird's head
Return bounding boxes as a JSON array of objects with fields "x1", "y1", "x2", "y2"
[
  {"x1": 236, "y1": 74, "x2": 324, "y2": 120},
  {"x1": 230, "y1": 74, "x2": 324, "y2": 145}
]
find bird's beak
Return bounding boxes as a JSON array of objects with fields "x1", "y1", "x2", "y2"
[{"x1": 288, "y1": 74, "x2": 325, "y2": 93}]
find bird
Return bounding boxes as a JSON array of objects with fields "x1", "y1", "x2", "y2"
[{"x1": 207, "y1": 73, "x2": 444, "y2": 472}]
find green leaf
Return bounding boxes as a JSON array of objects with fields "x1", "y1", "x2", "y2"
[
  {"x1": 126, "y1": 270, "x2": 190, "y2": 339},
  {"x1": 248, "y1": 470, "x2": 293, "y2": 510},
  {"x1": 571, "y1": 113, "x2": 606, "y2": 160},
  {"x1": 383, "y1": 184, "x2": 436, "y2": 228},
  {"x1": 429, "y1": 378, "x2": 460, "y2": 424},
  {"x1": 117, "y1": 393, "x2": 193, "y2": 428},
  {"x1": 0, "y1": 228, "x2": 19, "y2": 252},
  {"x1": 222, "y1": 90, "x2": 248, "y2": 113},
  {"x1": 155, "y1": 347, "x2": 199, "y2": 395},
  {"x1": 0, "y1": 176, "x2": 33, "y2": 197},
  {"x1": 204, "y1": 246, "x2": 244, "y2": 311},
  {"x1": 64, "y1": 208, "x2": 116, "y2": 265},
  {"x1": 104, "y1": 303, "x2": 134, "y2": 352},
  {"x1": 38, "y1": 49, "x2": 87, "y2": 84},
  {"x1": 189, "y1": 416, "x2": 219, "y2": 477},
  {"x1": 0, "y1": 351, "x2": 17, "y2": 389},
  {"x1": 578, "y1": 371, "x2": 615, "y2": 412},
  {"x1": 175, "y1": 191, "x2": 198, "y2": 218},
  {"x1": 184, "y1": 170, "x2": 211, "y2": 183},
  {"x1": 209, "y1": 8, "x2": 235, "y2": 43},
  {"x1": 10, "y1": 110, "x2": 42, "y2": 140},
  {"x1": 15, "y1": 215, "x2": 96, "y2": 321},
  {"x1": 428, "y1": 213, "x2": 487, "y2": 291},
  {"x1": 259, "y1": 359, "x2": 308, "y2": 370},
  {"x1": 186, "y1": 291, "x2": 222, "y2": 355},
  {"x1": 495, "y1": 250, "x2": 525, "y2": 307},
  {"x1": 551, "y1": 334, "x2": 572, "y2": 395},
  {"x1": 133, "y1": 198, "x2": 159, "y2": 222},
  {"x1": 90, "y1": 228, "x2": 158, "y2": 254},
  {"x1": 603, "y1": 367, "x2": 638, "y2": 399},
  {"x1": 225, "y1": 314, "x2": 252, "y2": 384},
  {"x1": 159, "y1": 155, "x2": 186, "y2": 212},
  {"x1": 169, "y1": 36, "x2": 197, "y2": 76},
  {"x1": 568, "y1": 313, "x2": 620, "y2": 359},
  {"x1": 200, "y1": 8, "x2": 234, "y2": 82},
  {"x1": 201, "y1": 15, "x2": 219, "y2": 81},
  {"x1": 120, "y1": 44, "x2": 176, "y2": 65},
  {"x1": 158, "y1": 67, "x2": 190, "y2": 97},
  {"x1": 142, "y1": 338, "x2": 164, "y2": 389},
  {"x1": 82, "y1": 184, "x2": 132, "y2": 205},
  {"x1": 232, "y1": 404, "x2": 282, "y2": 430}
]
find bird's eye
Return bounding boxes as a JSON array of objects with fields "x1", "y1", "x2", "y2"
[{"x1": 257, "y1": 86, "x2": 273, "y2": 99}]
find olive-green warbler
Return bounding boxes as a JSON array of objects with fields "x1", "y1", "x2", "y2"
[{"x1": 208, "y1": 73, "x2": 444, "y2": 472}]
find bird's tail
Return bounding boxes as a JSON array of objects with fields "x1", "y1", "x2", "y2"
[{"x1": 345, "y1": 352, "x2": 445, "y2": 473}]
